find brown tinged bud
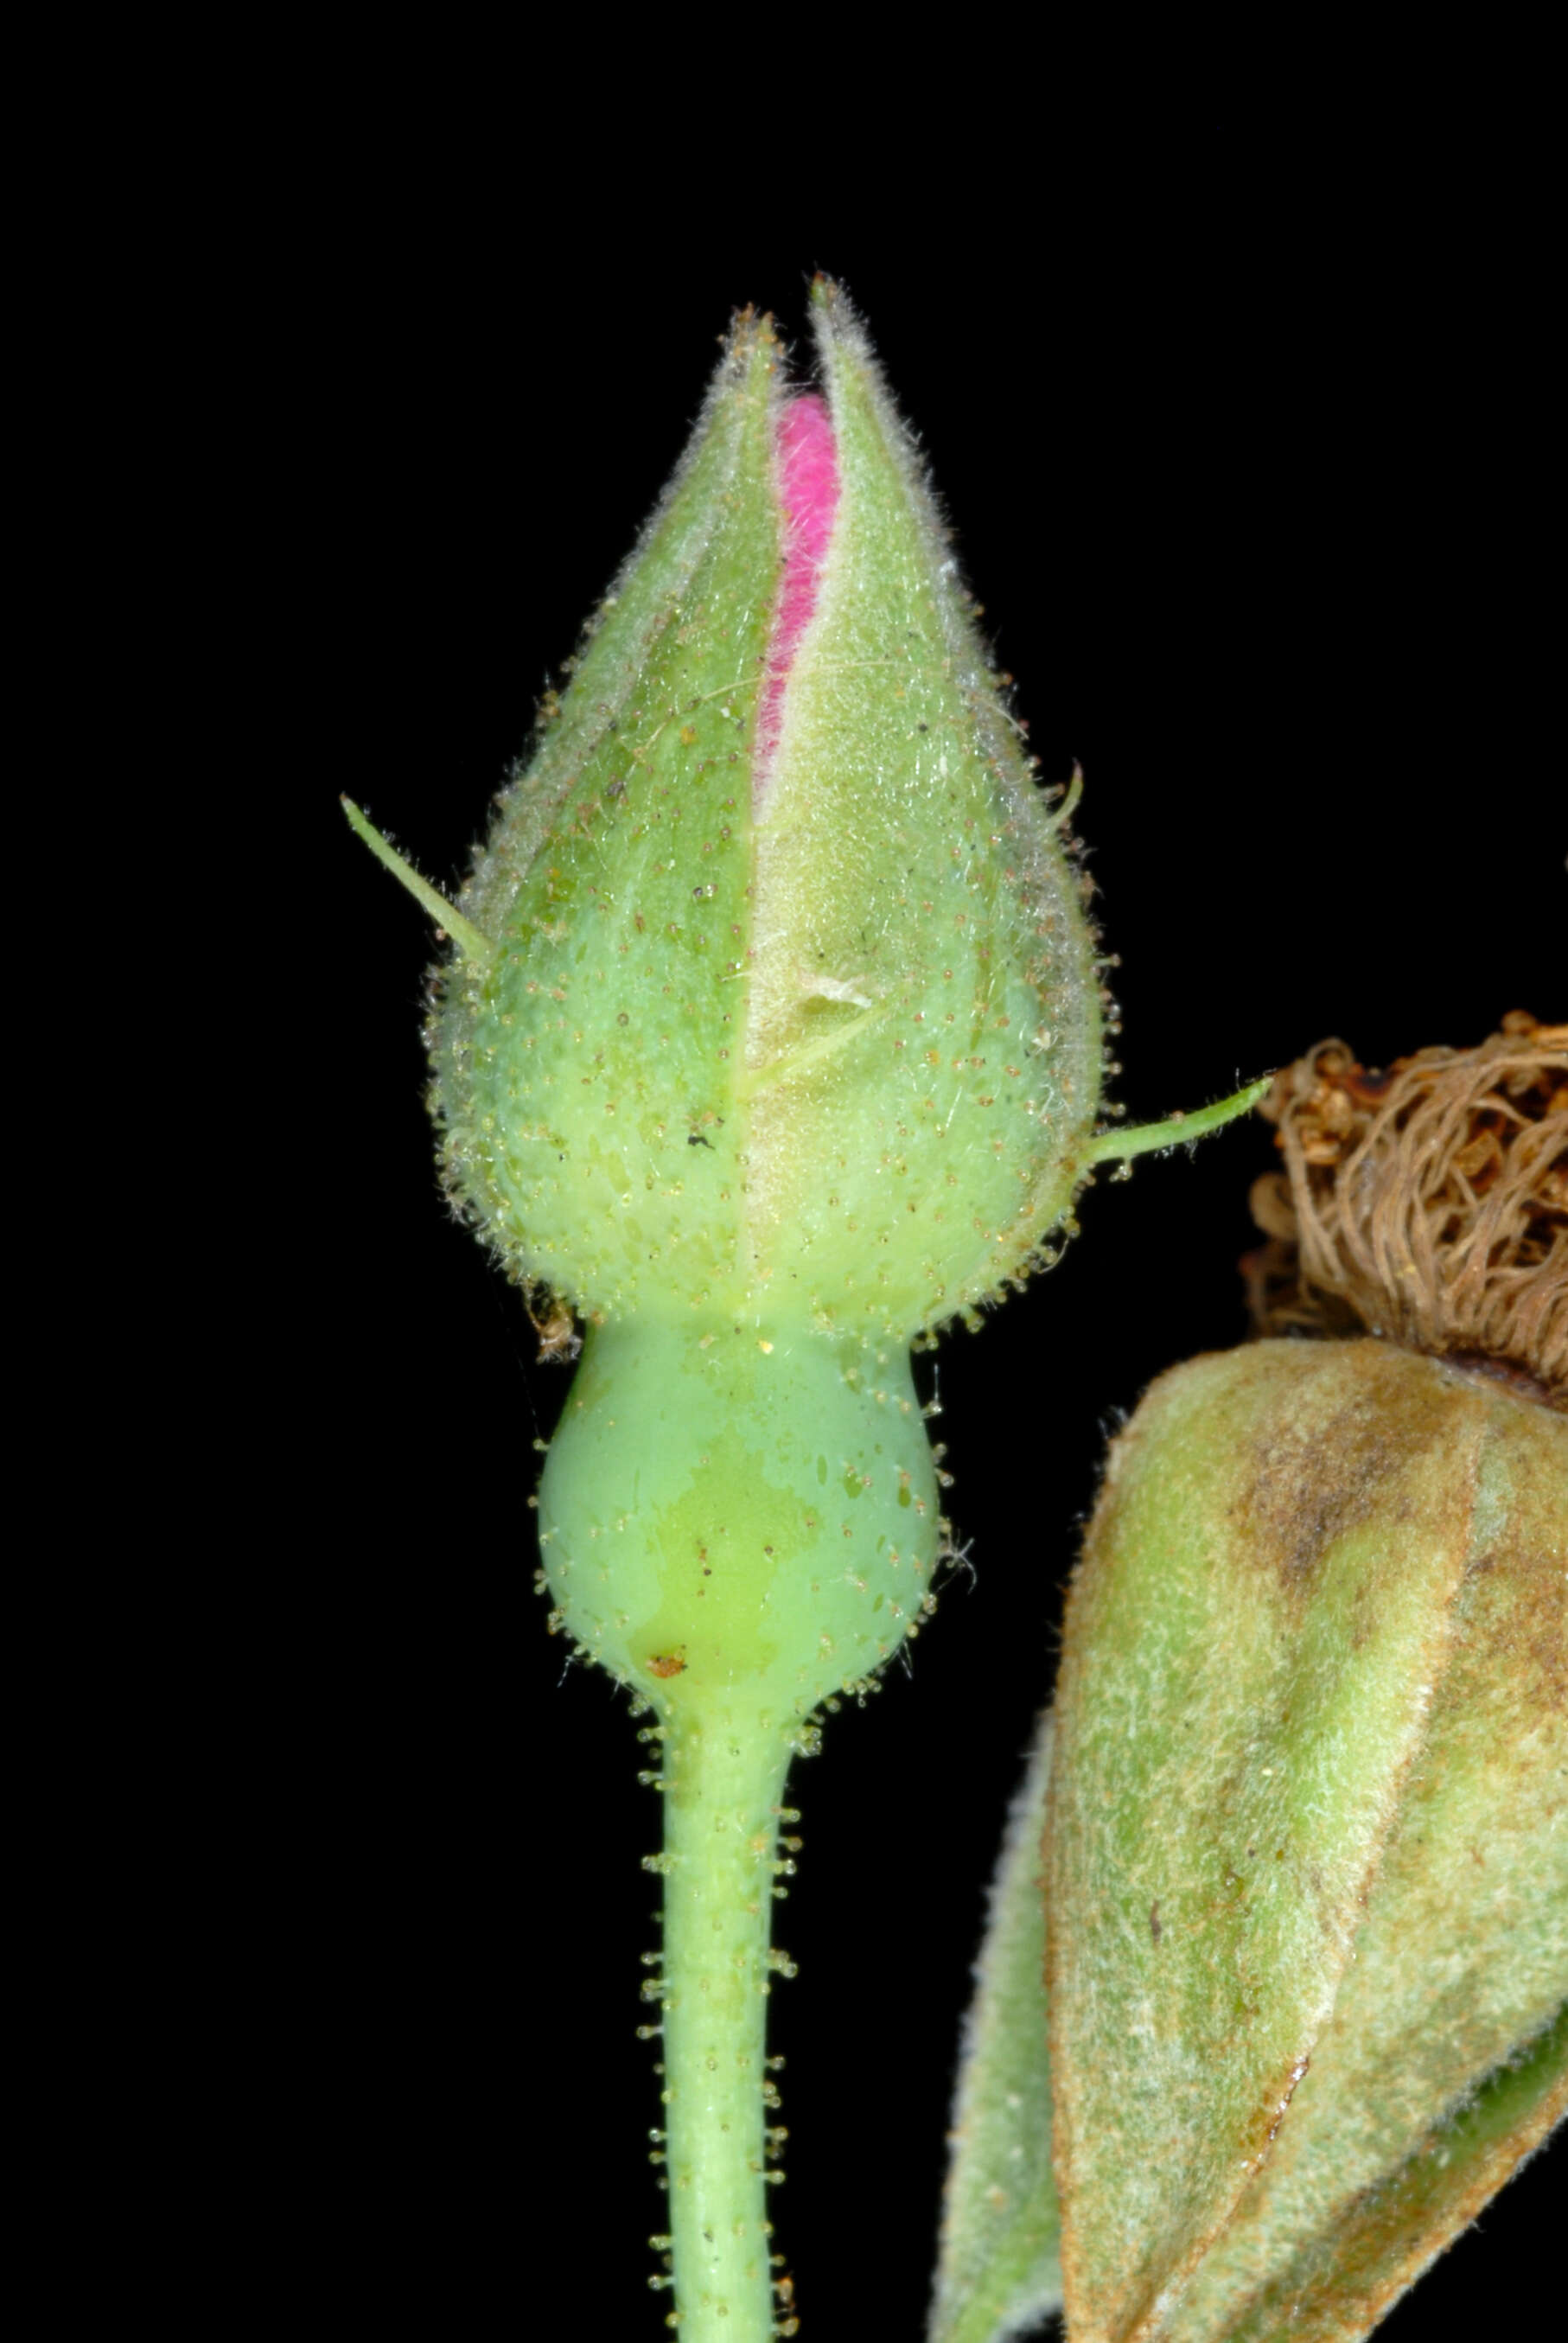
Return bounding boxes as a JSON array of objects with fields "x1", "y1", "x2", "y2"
[{"x1": 1046, "y1": 1017, "x2": 1566, "y2": 2342}]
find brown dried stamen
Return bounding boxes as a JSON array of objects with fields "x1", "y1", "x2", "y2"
[{"x1": 1244, "y1": 1012, "x2": 1567, "y2": 1407}]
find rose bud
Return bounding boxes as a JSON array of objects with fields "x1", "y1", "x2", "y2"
[
  {"x1": 347, "y1": 283, "x2": 1257, "y2": 1720},
  {"x1": 1045, "y1": 1014, "x2": 1565, "y2": 2342}
]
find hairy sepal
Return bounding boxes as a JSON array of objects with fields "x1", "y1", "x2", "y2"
[
  {"x1": 929, "y1": 1713, "x2": 1062, "y2": 2343},
  {"x1": 1048, "y1": 1340, "x2": 1566, "y2": 2343}
]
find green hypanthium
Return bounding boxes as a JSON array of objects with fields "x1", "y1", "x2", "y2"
[{"x1": 349, "y1": 273, "x2": 1412, "y2": 2343}]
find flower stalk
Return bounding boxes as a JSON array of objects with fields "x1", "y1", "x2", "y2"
[{"x1": 653, "y1": 1714, "x2": 796, "y2": 2340}]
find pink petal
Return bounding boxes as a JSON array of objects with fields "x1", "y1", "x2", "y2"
[{"x1": 755, "y1": 393, "x2": 840, "y2": 805}]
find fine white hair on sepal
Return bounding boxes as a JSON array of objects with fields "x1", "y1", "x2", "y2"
[{"x1": 928, "y1": 1711, "x2": 1062, "y2": 2343}]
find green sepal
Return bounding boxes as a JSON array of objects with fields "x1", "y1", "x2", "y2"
[
  {"x1": 1216, "y1": 2006, "x2": 1567, "y2": 2343},
  {"x1": 1086, "y1": 1076, "x2": 1272, "y2": 1165},
  {"x1": 746, "y1": 284, "x2": 1104, "y2": 1336},
  {"x1": 341, "y1": 797, "x2": 495, "y2": 964},
  {"x1": 428, "y1": 313, "x2": 784, "y2": 1322},
  {"x1": 929, "y1": 1713, "x2": 1062, "y2": 2343}
]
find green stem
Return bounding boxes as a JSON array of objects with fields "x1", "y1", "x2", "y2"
[{"x1": 657, "y1": 1707, "x2": 796, "y2": 2342}]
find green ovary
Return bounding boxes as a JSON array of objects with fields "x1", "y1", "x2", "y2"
[{"x1": 539, "y1": 1318, "x2": 940, "y2": 1715}]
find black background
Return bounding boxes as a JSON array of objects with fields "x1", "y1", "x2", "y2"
[{"x1": 271, "y1": 183, "x2": 1562, "y2": 2342}]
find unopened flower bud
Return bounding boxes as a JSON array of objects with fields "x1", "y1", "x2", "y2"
[
  {"x1": 1047, "y1": 1016, "x2": 1566, "y2": 2342},
  {"x1": 411, "y1": 284, "x2": 1103, "y2": 1341}
]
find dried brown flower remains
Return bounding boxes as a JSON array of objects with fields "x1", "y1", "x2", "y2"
[{"x1": 1246, "y1": 1012, "x2": 1566, "y2": 1408}]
